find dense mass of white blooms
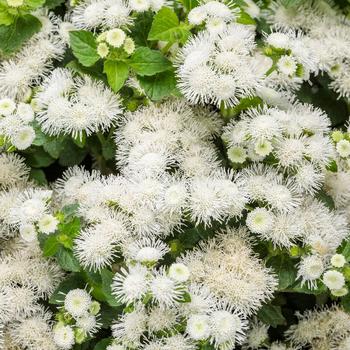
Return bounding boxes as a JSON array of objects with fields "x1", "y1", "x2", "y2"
[
  {"x1": 2, "y1": 0, "x2": 350, "y2": 349},
  {"x1": 34, "y1": 67, "x2": 123, "y2": 139}
]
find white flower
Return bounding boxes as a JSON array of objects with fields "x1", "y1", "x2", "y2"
[
  {"x1": 266, "y1": 32, "x2": 290, "y2": 49},
  {"x1": 97, "y1": 42, "x2": 109, "y2": 58},
  {"x1": 243, "y1": 319, "x2": 269, "y2": 349},
  {"x1": 331, "y1": 254, "x2": 346, "y2": 268},
  {"x1": 53, "y1": 324, "x2": 75, "y2": 350},
  {"x1": 76, "y1": 314, "x2": 100, "y2": 335},
  {"x1": 112, "y1": 307, "x2": 147, "y2": 345},
  {"x1": 297, "y1": 255, "x2": 324, "y2": 289},
  {"x1": 6, "y1": 0, "x2": 23, "y2": 7},
  {"x1": 147, "y1": 306, "x2": 178, "y2": 333},
  {"x1": 227, "y1": 146, "x2": 247, "y2": 163},
  {"x1": 209, "y1": 309, "x2": 246, "y2": 348},
  {"x1": 188, "y1": 7, "x2": 207, "y2": 25},
  {"x1": 336, "y1": 139, "x2": 350, "y2": 157},
  {"x1": 254, "y1": 140, "x2": 272, "y2": 157},
  {"x1": 277, "y1": 55, "x2": 297, "y2": 76},
  {"x1": 129, "y1": 0, "x2": 150, "y2": 11},
  {"x1": 246, "y1": 208, "x2": 274, "y2": 235},
  {"x1": 19, "y1": 224, "x2": 37, "y2": 242},
  {"x1": 331, "y1": 287, "x2": 348, "y2": 297},
  {"x1": 186, "y1": 314, "x2": 211, "y2": 340},
  {"x1": 0, "y1": 98, "x2": 16, "y2": 115},
  {"x1": 323, "y1": 270, "x2": 345, "y2": 290},
  {"x1": 123, "y1": 37, "x2": 135, "y2": 55},
  {"x1": 106, "y1": 29, "x2": 126, "y2": 48},
  {"x1": 11, "y1": 126, "x2": 35, "y2": 150},
  {"x1": 150, "y1": 268, "x2": 185, "y2": 307},
  {"x1": 17, "y1": 103, "x2": 34, "y2": 122},
  {"x1": 112, "y1": 265, "x2": 149, "y2": 304},
  {"x1": 38, "y1": 214, "x2": 58, "y2": 234},
  {"x1": 64, "y1": 289, "x2": 92, "y2": 318},
  {"x1": 169, "y1": 263, "x2": 190, "y2": 282},
  {"x1": 0, "y1": 153, "x2": 29, "y2": 189},
  {"x1": 36, "y1": 68, "x2": 122, "y2": 139}
]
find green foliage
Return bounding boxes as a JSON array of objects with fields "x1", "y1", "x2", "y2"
[
  {"x1": 103, "y1": 60, "x2": 129, "y2": 92},
  {"x1": 148, "y1": 7, "x2": 191, "y2": 44},
  {"x1": 128, "y1": 46, "x2": 172, "y2": 76},
  {"x1": 70, "y1": 30, "x2": 100, "y2": 67},
  {"x1": 267, "y1": 254, "x2": 297, "y2": 290},
  {"x1": 138, "y1": 70, "x2": 178, "y2": 101},
  {"x1": 93, "y1": 338, "x2": 112, "y2": 350},
  {"x1": 0, "y1": 14, "x2": 41, "y2": 55},
  {"x1": 257, "y1": 304, "x2": 286, "y2": 327}
]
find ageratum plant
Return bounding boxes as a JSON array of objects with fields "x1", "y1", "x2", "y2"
[{"x1": 1, "y1": 0, "x2": 350, "y2": 349}]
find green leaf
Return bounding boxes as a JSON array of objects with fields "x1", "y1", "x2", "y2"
[
  {"x1": 70, "y1": 30, "x2": 99, "y2": 67},
  {"x1": 267, "y1": 254, "x2": 297, "y2": 290},
  {"x1": 26, "y1": 0, "x2": 45, "y2": 9},
  {"x1": 44, "y1": 0, "x2": 65, "y2": 9},
  {"x1": 315, "y1": 189, "x2": 335, "y2": 210},
  {"x1": 61, "y1": 203, "x2": 80, "y2": 218},
  {"x1": 43, "y1": 137, "x2": 65, "y2": 159},
  {"x1": 59, "y1": 139, "x2": 87, "y2": 166},
  {"x1": 341, "y1": 293, "x2": 350, "y2": 312},
  {"x1": 341, "y1": 241, "x2": 350, "y2": 261},
  {"x1": 41, "y1": 234, "x2": 60, "y2": 257},
  {"x1": 49, "y1": 273, "x2": 86, "y2": 304},
  {"x1": 0, "y1": 4, "x2": 15, "y2": 25},
  {"x1": 128, "y1": 47, "x2": 172, "y2": 76},
  {"x1": 101, "y1": 269, "x2": 121, "y2": 307},
  {"x1": 101, "y1": 136, "x2": 116, "y2": 160},
  {"x1": 257, "y1": 304, "x2": 286, "y2": 328},
  {"x1": 130, "y1": 12, "x2": 154, "y2": 47},
  {"x1": 104, "y1": 60, "x2": 129, "y2": 92},
  {"x1": 148, "y1": 7, "x2": 191, "y2": 44},
  {"x1": 178, "y1": 0, "x2": 199, "y2": 12},
  {"x1": 0, "y1": 14, "x2": 42, "y2": 55},
  {"x1": 138, "y1": 70, "x2": 177, "y2": 100},
  {"x1": 236, "y1": 10, "x2": 256, "y2": 25},
  {"x1": 25, "y1": 147, "x2": 55, "y2": 168},
  {"x1": 94, "y1": 338, "x2": 112, "y2": 350},
  {"x1": 29, "y1": 168, "x2": 47, "y2": 185},
  {"x1": 287, "y1": 280, "x2": 328, "y2": 295},
  {"x1": 57, "y1": 247, "x2": 81, "y2": 272}
]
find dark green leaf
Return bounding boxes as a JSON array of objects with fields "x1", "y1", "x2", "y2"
[
  {"x1": 25, "y1": 147, "x2": 55, "y2": 168},
  {"x1": 138, "y1": 70, "x2": 177, "y2": 100},
  {"x1": 0, "y1": 14, "x2": 42, "y2": 55},
  {"x1": 148, "y1": 7, "x2": 191, "y2": 44},
  {"x1": 341, "y1": 242, "x2": 350, "y2": 261},
  {"x1": 57, "y1": 247, "x2": 81, "y2": 272},
  {"x1": 179, "y1": 0, "x2": 199, "y2": 12},
  {"x1": 341, "y1": 293, "x2": 350, "y2": 312},
  {"x1": 129, "y1": 47, "x2": 172, "y2": 76},
  {"x1": 43, "y1": 137, "x2": 65, "y2": 159},
  {"x1": 103, "y1": 60, "x2": 129, "y2": 92},
  {"x1": 70, "y1": 30, "x2": 99, "y2": 67},
  {"x1": 257, "y1": 304, "x2": 286, "y2": 327},
  {"x1": 267, "y1": 255, "x2": 297, "y2": 290},
  {"x1": 29, "y1": 168, "x2": 47, "y2": 185},
  {"x1": 44, "y1": 0, "x2": 65, "y2": 9},
  {"x1": 59, "y1": 138, "x2": 88, "y2": 166},
  {"x1": 101, "y1": 269, "x2": 121, "y2": 307},
  {"x1": 130, "y1": 12, "x2": 154, "y2": 47},
  {"x1": 315, "y1": 189, "x2": 335, "y2": 210},
  {"x1": 94, "y1": 338, "x2": 112, "y2": 350}
]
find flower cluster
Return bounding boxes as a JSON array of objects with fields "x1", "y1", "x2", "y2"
[{"x1": 53, "y1": 288, "x2": 101, "y2": 349}]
